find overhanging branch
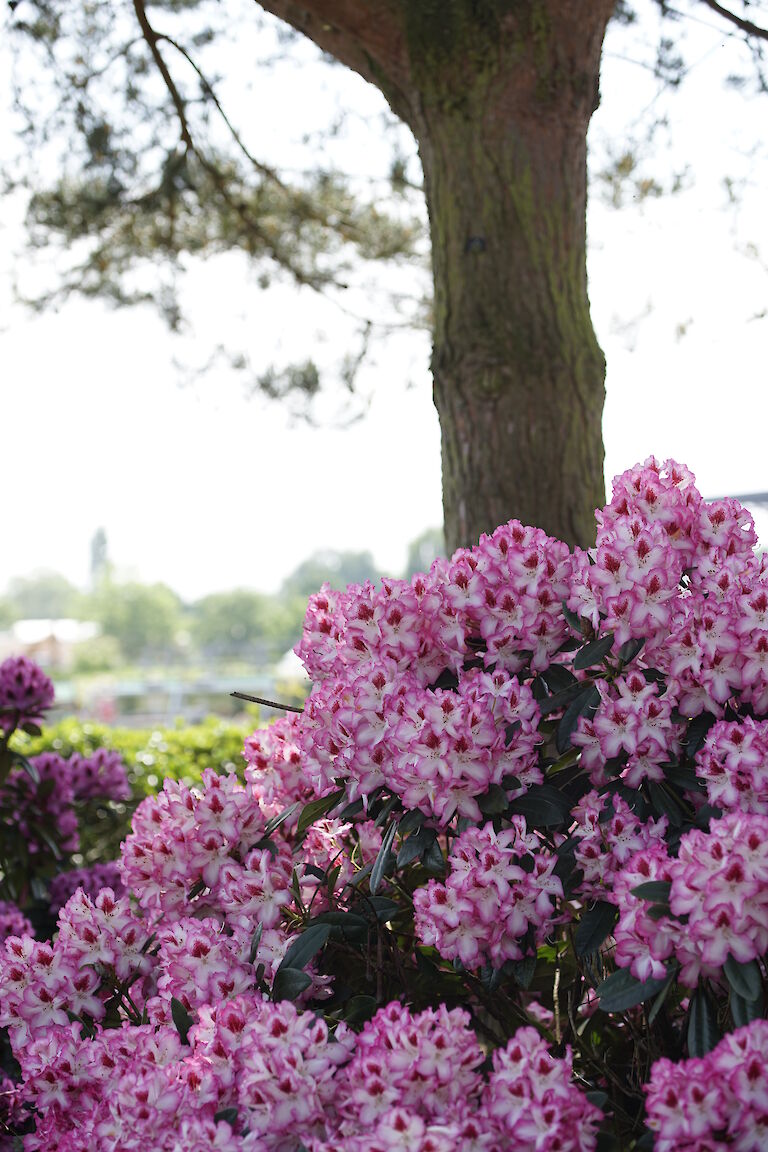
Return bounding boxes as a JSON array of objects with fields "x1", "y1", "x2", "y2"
[{"x1": 697, "y1": 0, "x2": 768, "y2": 40}]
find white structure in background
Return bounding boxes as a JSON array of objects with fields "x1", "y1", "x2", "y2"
[{"x1": 0, "y1": 619, "x2": 99, "y2": 669}]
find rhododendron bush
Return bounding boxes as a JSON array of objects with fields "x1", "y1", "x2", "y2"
[{"x1": 3, "y1": 457, "x2": 768, "y2": 1151}]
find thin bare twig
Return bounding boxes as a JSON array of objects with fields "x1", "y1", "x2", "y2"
[{"x1": 230, "y1": 690, "x2": 304, "y2": 714}]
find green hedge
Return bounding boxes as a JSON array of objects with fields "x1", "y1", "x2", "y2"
[{"x1": 12, "y1": 715, "x2": 256, "y2": 863}]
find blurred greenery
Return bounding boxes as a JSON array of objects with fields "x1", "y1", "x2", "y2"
[{"x1": 13, "y1": 714, "x2": 257, "y2": 861}]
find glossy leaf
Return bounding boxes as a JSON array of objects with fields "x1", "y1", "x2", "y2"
[
  {"x1": 370, "y1": 819, "x2": 398, "y2": 896},
  {"x1": 687, "y1": 988, "x2": 720, "y2": 1057},
  {"x1": 575, "y1": 901, "x2": 618, "y2": 957},
  {"x1": 574, "y1": 633, "x2": 615, "y2": 670},
  {"x1": 272, "y1": 968, "x2": 312, "y2": 1002},
  {"x1": 724, "y1": 955, "x2": 762, "y2": 1003},
  {"x1": 278, "y1": 923, "x2": 330, "y2": 973},
  {"x1": 597, "y1": 968, "x2": 672, "y2": 1013},
  {"x1": 171, "y1": 997, "x2": 193, "y2": 1045},
  {"x1": 297, "y1": 788, "x2": 345, "y2": 835}
]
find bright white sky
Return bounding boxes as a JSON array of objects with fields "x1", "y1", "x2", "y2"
[{"x1": 1, "y1": 4, "x2": 767, "y2": 600}]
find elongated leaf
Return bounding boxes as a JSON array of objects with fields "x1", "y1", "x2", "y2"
[
  {"x1": 663, "y1": 763, "x2": 704, "y2": 792},
  {"x1": 279, "y1": 923, "x2": 331, "y2": 973},
  {"x1": 556, "y1": 684, "x2": 600, "y2": 753},
  {"x1": 539, "y1": 679, "x2": 592, "y2": 717},
  {"x1": 397, "y1": 827, "x2": 435, "y2": 869},
  {"x1": 374, "y1": 794, "x2": 401, "y2": 828},
  {"x1": 575, "y1": 901, "x2": 618, "y2": 958},
  {"x1": 249, "y1": 923, "x2": 263, "y2": 965},
  {"x1": 648, "y1": 781, "x2": 683, "y2": 826},
  {"x1": 687, "y1": 988, "x2": 720, "y2": 1057},
  {"x1": 509, "y1": 784, "x2": 571, "y2": 828},
  {"x1": 617, "y1": 637, "x2": 645, "y2": 665},
  {"x1": 477, "y1": 784, "x2": 508, "y2": 815},
  {"x1": 344, "y1": 994, "x2": 378, "y2": 1024},
  {"x1": 561, "y1": 602, "x2": 585, "y2": 634},
  {"x1": 272, "y1": 968, "x2": 312, "y2": 1002},
  {"x1": 370, "y1": 819, "x2": 398, "y2": 896},
  {"x1": 685, "y1": 712, "x2": 716, "y2": 759},
  {"x1": 422, "y1": 838, "x2": 446, "y2": 874},
  {"x1": 647, "y1": 970, "x2": 676, "y2": 1026},
  {"x1": 731, "y1": 988, "x2": 764, "y2": 1029},
  {"x1": 630, "y1": 881, "x2": 672, "y2": 904},
  {"x1": 364, "y1": 895, "x2": 400, "y2": 922},
  {"x1": 724, "y1": 955, "x2": 762, "y2": 1002},
  {"x1": 574, "y1": 633, "x2": 615, "y2": 671},
  {"x1": 541, "y1": 664, "x2": 577, "y2": 692},
  {"x1": 263, "y1": 802, "x2": 300, "y2": 837},
  {"x1": 297, "y1": 788, "x2": 345, "y2": 835},
  {"x1": 398, "y1": 809, "x2": 423, "y2": 836},
  {"x1": 171, "y1": 997, "x2": 193, "y2": 1045},
  {"x1": 597, "y1": 968, "x2": 672, "y2": 1013},
  {"x1": 509, "y1": 954, "x2": 536, "y2": 988},
  {"x1": 214, "y1": 1107, "x2": 239, "y2": 1126}
]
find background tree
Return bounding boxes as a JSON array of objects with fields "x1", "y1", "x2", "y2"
[
  {"x1": 92, "y1": 580, "x2": 182, "y2": 662},
  {"x1": 5, "y1": 1, "x2": 768, "y2": 550},
  {"x1": 2, "y1": 572, "x2": 86, "y2": 621}
]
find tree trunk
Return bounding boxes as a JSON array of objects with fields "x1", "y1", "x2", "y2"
[
  {"x1": 405, "y1": 4, "x2": 613, "y2": 552},
  {"x1": 258, "y1": 1, "x2": 614, "y2": 551}
]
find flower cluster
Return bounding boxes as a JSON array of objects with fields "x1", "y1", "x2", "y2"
[
  {"x1": 614, "y1": 811, "x2": 768, "y2": 985},
  {"x1": 573, "y1": 671, "x2": 682, "y2": 788},
  {"x1": 120, "y1": 769, "x2": 267, "y2": 915},
  {"x1": 571, "y1": 790, "x2": 668, "y2": 902},
  {"x1": 0, "y1": 899, "x2": 33, "y2": 944},
  {"x1": 646, "y1": 1019, "x2": 768, "y2": 1151},
  {"x1": 695, "y1": 715, "x2": 768, "y2": 814},
  {"x1": 48, "y1": 862, "x2": 125, "y2": 915},
  {"x1": 296, "y1": 522, "x2": 573, "y2": 686},
  {"x1": 413, "y1": 820, "x2": 562, "y2": 969},
  {"x1": 298, "y1": 663, "x2": 541, "y2": 823},
  {"x1": 0, "y1": 656, "x2": 54, "y2": 734}
]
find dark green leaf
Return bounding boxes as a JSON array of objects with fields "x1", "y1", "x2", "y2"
[
  {"x1": 363, "y1": 896, "x2": 400, "y2": 922},
  {"x1": 171, "y1": 997, "x2": 193, "y2": 1045},
  {"x1": 477, "y1": 784, "x2": 508, "y2": 815},
  {"x1": 187, "y1": 878, "x2": 206, "y2": 901},
  {"x1": 687, "y1": 988, "x2": 720, "y2": 1057},
  {"x1": 724, "y1": 955, "x2": 762, "y2": 1003},
  {"x1": 338, "y1": 797, "x2": 364, "y2": 821},
  {"x1": 731, "y1": 988, "x2": 763, "y2": 1029},
  {"x1": 509, "y1": 784, "x2": 572, "y2": 828},
  {"x1": 373, "y1": 794, "x2": 401, "y2": 828},
  {"x1": 539, "y1": 679, "x2": 592, "y2": 717},
  {"x1": 617, "y1": 637, "x2": 645, "y2": 665},
  {"x1": 541, "y1": 664, "x2": 577, "y2": 692},
  {"x1": 249, "y1": 923, "x2": 263, "y2": 965},
  {"x1": 556, "y1": 684, "x2": 600, "y2": 753},
  {"x1": 214, "y1": 1107, "x2": 238, "y2": 1126},
  {"x1": 312, "y1": 910, "x2": 368, "y2": 943},
  {"x1": 685, "y1": 712, "x2": 716, "y2": 759},
  {"x1": 663, "y1": 763, "x2": 704, "y2": 792},
  {"x1": 279, "y1": 923, "x2": 331, "y2": 973},
  {"x1": 370, "y1": 819, "x2": 398, "y2": 896},
  {"x1": 397, "y1": 809, "x2": 423, "y2": 836},
  {"x1": 630, "y1": 881, "x2": 672, "y2": 904},
  {"x1": 575, "y1": 901, "x2": 618, "y2": 957},
  {"x1": 648, "y1": 781, "x2": 683, "y2": 826},
  {"x1": 574, "y1": 633, "x2": 615, "y2": 670},
  {"x1": 561, "y1": 602, "x2": 585, "y2": 634},
  {"x1": 14, "y1": 754, "x2": 40, "y2": 785},
  {"x1": 397, "y1": 827, "x2": 435, "y2": 869},
  {"x1": 422, "y1": 838, "x2": 446, "y2": 874},
  {"x1": 263, "y1": 802, "x2": 300, "y2": 837},
  {"x1": 586, "y1": 1091, "x2": 609, "y2": 1109},
  {"x1": 297, "y1": 788, "x2": 345, "y2": 835},
  {"x1": 250, "y1": 837, "x2": 278, "y2": 857},
  {"x1": 597, "y1": 968, "x2": 672, "y2": 1013},
  {"x1": 509, "y1": 954, "x2": 536, "y2": 988},
  {"x1": 272, "y1": 968, "x2": 312, "y2": 1001},
  {"x1": 344, "y1": 994, "x2": 378, "y2": 1024},
  {"x1": 647, "y1": 969, "x2": 676, "y2": 1025}
]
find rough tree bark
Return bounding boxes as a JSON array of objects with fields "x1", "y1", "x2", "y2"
[{"x1": 257, "y1": 1, "x2": 615, "y2": 551}]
